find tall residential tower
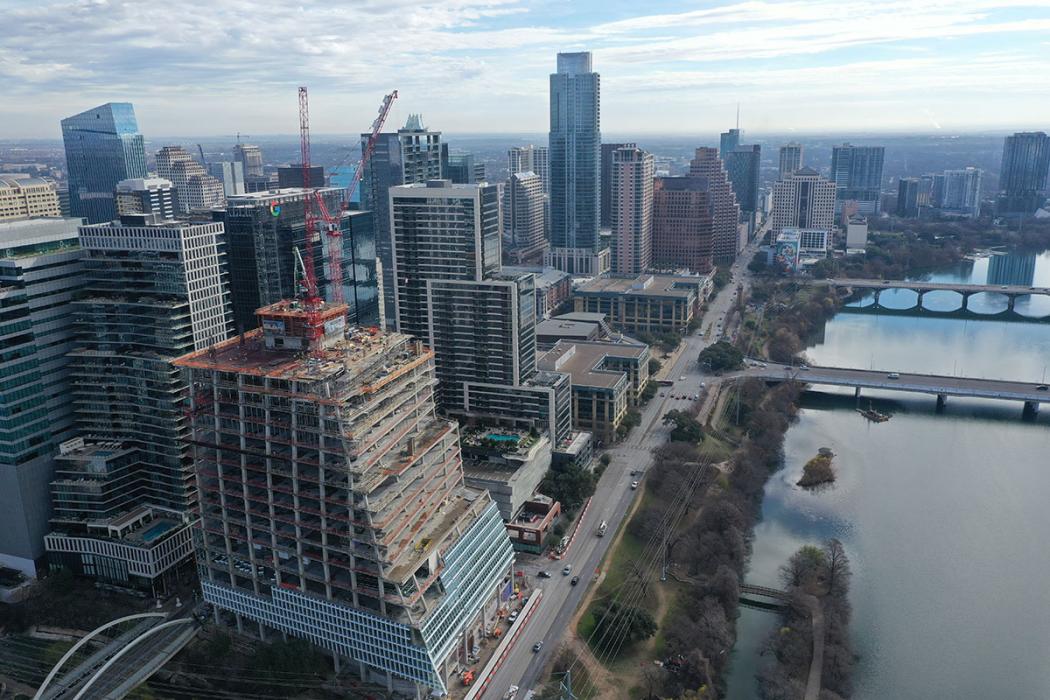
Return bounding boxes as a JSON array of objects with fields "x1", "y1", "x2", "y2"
[{"x1": 548, "y1": 52, "x2": 604, "y2": 274}]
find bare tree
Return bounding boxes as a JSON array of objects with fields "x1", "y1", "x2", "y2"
[{"x1": 823, "y1": 539, "x2": 851, "y2": 597}]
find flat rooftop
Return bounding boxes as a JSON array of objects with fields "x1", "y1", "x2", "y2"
[
  {"x1": 538, "y1": 340, "x2": 646, "y2": 390},
  {"x1": 536, "y1": 319, "x2": 599, "y2": 339},
  {"x1": 226, "y1": 187, "x2": 341, "y2": 205},
  {"x1": 502, "y1": 265, "x2": 571, "y2": 289},
  {"x1": 575, "y1": 274, "x2": 700, "y2": 299}
]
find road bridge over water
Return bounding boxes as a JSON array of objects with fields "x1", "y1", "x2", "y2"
[
  {"x1": 815, "y1": 278, "x2": 1050, "y2": 320},
  {"x1": 733, "y1": 362, "x2": 1048, "y2": 417}
]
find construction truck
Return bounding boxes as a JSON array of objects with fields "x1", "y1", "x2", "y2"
[{"x1": 461, "y1": 669, "x2": 475, "y2": 686}]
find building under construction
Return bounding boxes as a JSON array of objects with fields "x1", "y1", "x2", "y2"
[{"x1": 175, "y1": 300, "x2": 514, "y2": 696}]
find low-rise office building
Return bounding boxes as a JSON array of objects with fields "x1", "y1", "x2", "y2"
[
  {"x1": 572, "y1": 274, "x2": 709, "y2": 334},
  {"x1": 538, "y1": 340, "x2": 651, "y2": 444}
]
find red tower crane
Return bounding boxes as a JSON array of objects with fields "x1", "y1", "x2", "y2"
[{"x1": 298, "y1": 87, "x2": 398, "y2": 307}]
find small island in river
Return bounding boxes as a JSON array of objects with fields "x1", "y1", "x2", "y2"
[{"x1": 797, "y1": 447, "x2": 836, "y2": 488}]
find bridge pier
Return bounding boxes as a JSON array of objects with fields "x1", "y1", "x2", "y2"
[
  {"x1": 961, "y1": 291, "x2": 973, "y2": 311},
  {"x1": 854, "y1": 386, "x2": 861, "y2": 404},
  {"x1": 1023, "y1": 400, "x2": 1040, "y2": 419},
  {"x1": 936, "y1": 394, "x2": 948, "y2": 411},
  {"x1": 872, "y1": 289, "x2": 881, "y2": 308},
  {"x1": 916, "y1": 290, "x2": 925, "y2": 311},
  {"x1": 1008, "y1": 294, "x2": 1017, "y2": 311}
]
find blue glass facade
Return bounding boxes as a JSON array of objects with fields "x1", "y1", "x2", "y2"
[
  {"x1": 61, "y1": 103, "x2": 147, "y2": 224},
  {"x1": 549, "y1": 52, "x2": 601, "y2": 253}
]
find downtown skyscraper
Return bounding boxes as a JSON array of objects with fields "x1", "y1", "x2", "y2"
[
  {"x1": 651, "y1": 177, "x2": 714, "y2": 274},
  {"x1": 609, "y1": 146, "x2": 654, "y2": 275},
  {"x1": 688, "y1": 147, "x2": 741, "y2": 264},
  {"x1": 61, "y1": 103, "x2": 147, "y2": 224},
  {"x1": 360, "y1": 116, "x2": 444, "y2": 328},
  {"x1": 997, "y1": 132, "x2": 1050, "y2": 215},
  {"x1": 831, "y1": 144, "x2": 885, "y2": 215},
  {"x1": 44, "y1": 214, "x2": 233, "y2": 592},
  {"x1": 779, "y1": 143, "x2": 804, "y2": 178},
  {"x1": 548, "y1": 52, "x2": 604, "y2": 275}
]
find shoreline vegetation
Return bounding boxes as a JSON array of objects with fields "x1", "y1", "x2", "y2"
[
  {"x1": 797, "y1": 448, "x2": 836, "y2": 488},
  {"x1": 757, "y1": 539, "x2": 854, "y2": 700}
]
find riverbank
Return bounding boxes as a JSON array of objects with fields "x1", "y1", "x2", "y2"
[{"x1": 725, "y1": 247, "x2": 1050, "y2": 699}]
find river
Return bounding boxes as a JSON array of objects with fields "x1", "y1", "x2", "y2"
[{"x1": 726, "y1": 251, "x2": 1050, "y2": 700}]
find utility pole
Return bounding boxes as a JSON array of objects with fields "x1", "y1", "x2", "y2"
[{"x1": 558, "y1": 670, "x2": 578, "y2": 700}]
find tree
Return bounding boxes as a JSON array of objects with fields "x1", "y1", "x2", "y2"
[
  {"x1": 662, "y1": 410, "x2": 705, "y2": 444},
  {"x1": 649, "y1": 357, "x2": 663, "y2": 375},
  {"x1": 779, "y1": 545, "x2": 826, "y2": 591},
  {"x1": 591, "y1": 600, "x2": 657, "y2": 655},
  {"x1": 698, "y1": 340, "x2": 743, "y2": 372},
  {"x1": 823, "y1": 538, "x2": 851, "y2": 598},
  {"x1": 539, "y1": 463, "x2": 595, "y2": 510}
]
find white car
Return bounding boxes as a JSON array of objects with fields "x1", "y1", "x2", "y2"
[
  {"x1": 679, "y1": 375, "x2": 686, "y2": 381},
  {"x1": 631, "y1": 481, "x2": 639, "y2": 490}
]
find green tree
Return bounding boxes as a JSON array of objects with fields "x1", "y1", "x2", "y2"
[
  {"x1": 698, "y1": 340, "x2": 743, "y2": 372},
  {"x1": 540, "y1": 463, "x2": 596, "y2": 510},
  {"x1": 591, "y1": 600, "x2": 657, "y2": 655},
  {"x1": 662, "y1": 410, "x2": 705, "y2": 444}
]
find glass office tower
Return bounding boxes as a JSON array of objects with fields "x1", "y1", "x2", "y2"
[{"x1": 61, "y1": 103, "x2": 147, "y2": 224}]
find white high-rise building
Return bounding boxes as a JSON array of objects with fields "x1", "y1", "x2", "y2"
[
  {"x1": 770, "y1": 167, "x2": 837, "y2": 241},
  {"x1": 509, "y1": 145, "x2": 549, "y2": 195},
  {"x1": 610, "y1": 146, "x2": 654, "y2": 275},
  {"x1": 504, "y1": 171, "x2": 547, "y2": 264},
  {"x1": 156, "y1": 146, "x2": 225, "y2": 213}
]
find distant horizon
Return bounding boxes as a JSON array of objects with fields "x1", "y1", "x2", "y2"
[{"x1": 3, "y1": 127, "x2": 1043, "y2": 145}]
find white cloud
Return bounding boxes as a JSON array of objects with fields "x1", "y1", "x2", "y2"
[{"x1": 0, "y1": 0, "x2": 1048, "y2": 135}]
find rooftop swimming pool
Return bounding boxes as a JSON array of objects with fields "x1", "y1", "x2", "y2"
[{"x1": 140, "y1": 520, "x2": 176, "y2": 543}]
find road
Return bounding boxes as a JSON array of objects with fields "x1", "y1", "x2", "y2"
[
  {"x1": 734, "y1": 362, "x2": 1050, "y2": 403},
  {"x1": 479, "y1": 238, "x2": 762, "y2": 699}
]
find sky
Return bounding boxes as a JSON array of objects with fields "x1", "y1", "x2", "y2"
[{"x1": 3, "y1": 0, "x2": 1050, "y2": 138}]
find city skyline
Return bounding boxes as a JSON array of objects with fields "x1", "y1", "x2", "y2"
[{"x1": 4, "y1": 1, "x2": 1050, "y2": 139}]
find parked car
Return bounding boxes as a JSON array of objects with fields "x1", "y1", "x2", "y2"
[
  {"x1": 508, "y1": 611, "x2": 519, "y2": 623},
  {"x1": 631, "y1": 481, "x2": 639, "y2": 490}
]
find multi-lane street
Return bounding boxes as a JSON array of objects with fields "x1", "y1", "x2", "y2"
[{"x1": 479, "y1": 243, "x2": 760, "y2": 699}]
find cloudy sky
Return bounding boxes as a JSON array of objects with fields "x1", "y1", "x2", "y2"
[{"x1": 3, "y1": 0, "x2": 1050, "y2": 138}]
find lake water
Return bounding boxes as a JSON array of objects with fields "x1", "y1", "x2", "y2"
[{"x1": 726, "y1": 251, "x2": 1050, "y2": 699}]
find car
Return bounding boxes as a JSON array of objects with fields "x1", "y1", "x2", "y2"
[
  {"x1": 700, "y1": 382, "x2": 706, "y2": 388},
  {"x1": 800, "y1": 365, "x2": 810, "y2": 371},
  {"x1": 1001, "y1": 285, "x2": 1009, "y2": 289},
  {"x1": 508, "y1": 611, "x2": 519, "y2": 623},
  {"x1": 562, "y1": 565, "x2": 572, "y2": 575},
  {"x1": 538, "y1": 570, "x2": 552, "y2": 578},
  {"x1": 888, "y1": 372, "x2": 900, "y2": 379},
  {"x1": 1037, "y1": 385, "x2": 1049, "y2": 391},
  {"x1": 882, "y1": 280, "x2": 890, "y2": 284},
  {"x1": 630, "y1": 469, "x2": 641, "y2": 476},
  {"x1": 693, "y1": 394, "x2": 700, "y2": 400},
  {"x1": 679, "y1": 375, "x2": 686, "y2": 381},
  {"x1": 631, "y1": 481, "x2": 639, "y2": 490},
  {"x1": 570, "y1": 576, "x2": 580, "y2": 586},
  {"x1": 532, "y1": 641, "x2": 544, "y2": 652},
  {"x1": 659, "y1": 392, "x2": 665, "y2": 397}
]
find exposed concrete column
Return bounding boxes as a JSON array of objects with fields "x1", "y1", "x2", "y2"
[
  {"x1": 962, "y1": 292, "x2": 971, "y2": 311},
  {"x1": 936, "y1": 394, "x2": 948, "y2": 411},
  {"x1": 1008, "y1": 294, "x2": 1016, "y2": 311},
  {"x1": 854, "y1": 386, "x2": 862, "y2": 401},
  {"x1": 916, "y1": 290, "x2": 925, "y2": 310},
  {"x1": 872, "y1": 289, "x2": 881, "y2": 308},
  {"x1": 1023, "y1": 400, "x2": 1040, "y2": 419}
]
